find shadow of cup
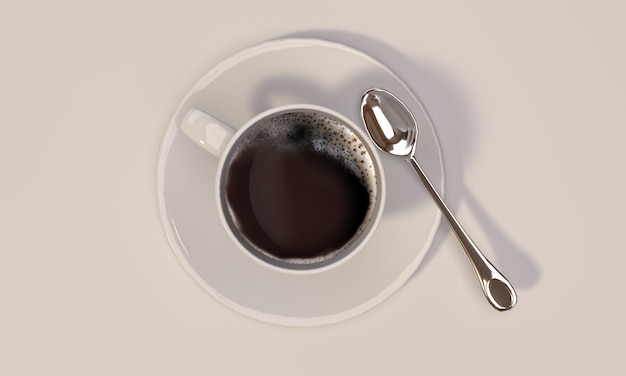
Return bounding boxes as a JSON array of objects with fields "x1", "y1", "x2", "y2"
[{"x1": 280, "y1": 30, "x2": 541, "y2": 289}]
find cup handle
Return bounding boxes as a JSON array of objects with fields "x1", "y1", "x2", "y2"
[{"x1": 180, "y1": 107, "x2": 236, "y2": 157}]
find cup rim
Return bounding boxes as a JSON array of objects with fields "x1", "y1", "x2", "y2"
[{"x1": 214, "y1": 104, "x2": 386, "y2": 275}]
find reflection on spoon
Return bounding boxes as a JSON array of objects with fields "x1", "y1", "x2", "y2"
[{"x1": 361, "y1": 88, "x2": 517, "y2": 311}]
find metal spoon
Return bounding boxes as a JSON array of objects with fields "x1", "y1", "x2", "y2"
[{"x1": 361, "y1": 88, "x2": 517, "y2": 311}]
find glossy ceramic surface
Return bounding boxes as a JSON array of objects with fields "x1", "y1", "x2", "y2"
[{"x1": 156, "y1": 38, "x2": 445, "y2": 326}]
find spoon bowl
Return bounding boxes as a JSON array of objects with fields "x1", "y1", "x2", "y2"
[
  {"x1": 361, "y1": 90, "x2": 417, "y2": 157},
  {"x1": 361, "y1": 88, "x2": 517, "y2": 311}
]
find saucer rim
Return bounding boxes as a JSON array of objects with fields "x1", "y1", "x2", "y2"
[{"x1": 156, "y1": 37, "x2": 444, "y2": 327}]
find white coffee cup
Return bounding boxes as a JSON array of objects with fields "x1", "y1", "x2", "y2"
[{"x1": 180, "y1": 104, "x2": 385, "y2": 273}]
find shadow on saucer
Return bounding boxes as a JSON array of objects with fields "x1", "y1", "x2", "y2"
[
  {"x1": 278, "y1": 30, "x2": 541, "y2": 289},
  {"x1": 247, "y1": 65, "x2": 433, "y2": 215}
]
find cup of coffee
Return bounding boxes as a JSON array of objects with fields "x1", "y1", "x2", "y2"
[{"x1": 180, "y1": 104, "x2": 385, "y2": 273}]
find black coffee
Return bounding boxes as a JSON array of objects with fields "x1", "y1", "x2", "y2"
[{"x1": 223, "y1": 111, "x2": 377, "y2": 264}]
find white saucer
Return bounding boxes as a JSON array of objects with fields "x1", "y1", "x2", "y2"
[{"x1": 156, "y1": 38, "x2": 444, "y2": 326}]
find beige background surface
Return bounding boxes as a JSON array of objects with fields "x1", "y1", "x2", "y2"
[{"x1": 1, "y1": 0, "x2": 625, "y2": 374}]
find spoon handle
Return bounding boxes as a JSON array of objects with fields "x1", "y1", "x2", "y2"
[{"x1": 408, "y1": 156, "x2": 517, "y2": 311}]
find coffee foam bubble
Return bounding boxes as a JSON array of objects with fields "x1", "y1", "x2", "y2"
[
  {"x1": 237, "y1": 111, "x2": 377, "y2": 197},
  {"x1": 231, "y1": 110, "x2": 378, "y2": 265}
]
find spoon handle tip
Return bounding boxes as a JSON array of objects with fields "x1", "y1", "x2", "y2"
[{"x1": 407, "y1": 156, "x2": 517, "y2": 311}]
